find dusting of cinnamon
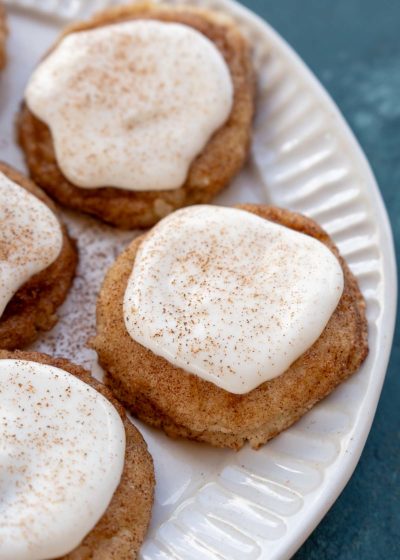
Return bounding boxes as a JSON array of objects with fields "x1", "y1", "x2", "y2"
[
  {"x1": 0, "y1": 171, "x2": 63, "y2": 319},
  {"x1": 123, "y1": 205, "x2": 344, "y2": 394}
]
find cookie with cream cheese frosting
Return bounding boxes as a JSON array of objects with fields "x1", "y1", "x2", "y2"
[
  {"x1": 0, "y1": 162, "x2": 77, "y2": 349},
  {"x1": 18, "y1": 2, "x2": 255, "y2": 229},
  {"x1": 91, "y1": 204, "x2": 368, "y2": 450},
  {"x1": 0, "y1": 349, "x2": 154, "y2": 559}
]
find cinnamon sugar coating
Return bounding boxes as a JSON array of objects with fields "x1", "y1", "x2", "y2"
[
  {"x1": 0, "y1": 163, "x2": 77, "y2": 349},
  {"x1": 0, "y1": 349, "x2": 155, "y2": 559},
  {"x1": 17, "y1": 2, "x2": 255, "y2": 229},
  {"x1": 92, "y1": 205, "x2": 369, "y2": 450}
]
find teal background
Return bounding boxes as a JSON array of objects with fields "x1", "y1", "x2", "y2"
[{"x1": 239, "y1": 1, "x2": 400, "y2": 558}]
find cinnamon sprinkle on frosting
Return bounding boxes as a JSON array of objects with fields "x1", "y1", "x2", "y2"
[{"x1": 123, "y1": 205, "x2": 344, "y2": 394}]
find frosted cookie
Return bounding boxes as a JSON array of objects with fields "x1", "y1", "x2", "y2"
[
  {"x1": 0, "y1": 4, "x2": 7, "y2": 69},
  {"x1": 0, "y1": 163, "x2": 77, "y2": 349},
  {"x1": 92, "y1": 204, "x2": 368, "y2": 450},
  {"x1": 18, "y1": 3, "x2": 254, "y2": 229},
  {"x1": 0, "y1": 350, "x2": 154, "y2": 559}
]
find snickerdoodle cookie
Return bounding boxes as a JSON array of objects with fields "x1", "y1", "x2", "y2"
[
  {"x1": 92, "y1": 204, "x2": 368, "y2": 450},
  {"x1": 0, "y1": 349, "x2": 154, "y2": 559},
  {"x1": 0, "y1": 162, "x2": 77, "y2": 349},
  {"x1": 18, "y1": 3, "x2": 255, "y2": 229}
]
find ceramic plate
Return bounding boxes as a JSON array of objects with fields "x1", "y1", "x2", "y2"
[{"x1": 1, "y1": 0, "x2": 396, "y2": 558}]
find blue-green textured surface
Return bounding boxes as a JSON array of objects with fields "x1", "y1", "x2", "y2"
[{"x1": 239, "y1": 1, "x2": 400, "y2": 558}]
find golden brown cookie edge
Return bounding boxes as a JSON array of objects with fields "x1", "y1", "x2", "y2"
[
  {"x1": 0, "y1": 162, "x2": 78, "y2": 350},
  {"x1": 91, "y1": 204, "x2": 368, "y2": 450}
]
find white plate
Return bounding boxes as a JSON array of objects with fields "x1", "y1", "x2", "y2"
[{"x1": 1, "y1": 1, "x2": 397, "y2": 559}]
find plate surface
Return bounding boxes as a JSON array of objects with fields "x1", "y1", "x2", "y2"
[{"x1": 1, "y1": 1, "x2": 397, "y2": 559}]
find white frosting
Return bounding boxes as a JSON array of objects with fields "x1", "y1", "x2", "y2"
[
  {"x1": 0, "y1": 359, "x2": 126, "y2": 560},
  {"x1": 0, "y1": 172, "x2": 63, "y2": 319},
  {"x1": 124, "y1": 206, "x2": 344, "y2": 394},
  {"x1": 25, "y1": 20, "x2": 233, "y2": 191}
]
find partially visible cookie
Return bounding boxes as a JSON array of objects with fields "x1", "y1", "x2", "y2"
[
  {"x1": 0, "y1": 162, "x2": 77, "y2": 349},
  {"x1": 0, "y1": 349, "x2": 155, "y2": 560},
  {"x1": 18, "y1": 2, "x2": 255, "y2": 228},
  {"x1": 92, "y1": 204, "x2": 368, "y2": 450},
  {"x1": 0, "y1": 4, "x2": 7, "y2": 69}
]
